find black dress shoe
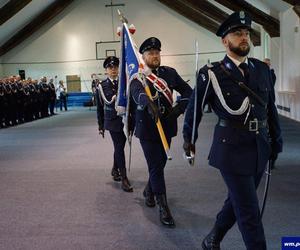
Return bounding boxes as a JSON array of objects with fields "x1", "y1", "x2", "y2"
[
  {"x1": 111, "y1": 167, "x2": 121, "y2": 182},
  {"x1": 202, "y1": 225, "x2": 226, "y2": 250},
  {"x1": 121, "y1": 177, "x2": 133, "y2": 192},
  {"x1": 202, "y1": 236, "x2": 220, "y2": 250},
  {"x1": 143, "y1": 183, "x2": 155, "y2": 207},
  {"x1": 156, "y1": 194, "x2": 175, "y2": 227}
]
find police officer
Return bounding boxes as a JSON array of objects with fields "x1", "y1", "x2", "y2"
[
  {"x1": 183, "y1": 11, "x2": 283, "y2": 250},
  {"x1": 49, "y1": 78, "x2": 56, "y2": 115},
  {"x1": 96, "y1": 56, "x2": 133, "y2": 192},
  {"x1": 130, "y1": 37, "x2": 192, "y2": 227}
]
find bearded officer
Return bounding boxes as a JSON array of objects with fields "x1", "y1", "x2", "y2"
[
  {"x1": 130, "y1": 37, "x2": 192, "y2": 227},
  {"x1": 183, "y1": 11, "x2": 282, "y2": 250},
  {"x1": 96, "y1": 56, "x2": 133, "y2": 192}
]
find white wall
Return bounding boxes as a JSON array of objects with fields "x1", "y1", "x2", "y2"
[
  {"x1": 275, "y1": 8, "x2": 300, "y2": 121},
  {"x1": 0, "y1": 0, "x2": 226, "y2": 90}
]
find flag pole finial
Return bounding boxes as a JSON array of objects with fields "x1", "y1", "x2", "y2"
[{"x1": 117, "y1": 9, "x2": 128, "y2": 24}]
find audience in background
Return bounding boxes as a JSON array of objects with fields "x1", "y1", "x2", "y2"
[{"x1": 0, "y1": 75, "x2": 67, "y2": 129}]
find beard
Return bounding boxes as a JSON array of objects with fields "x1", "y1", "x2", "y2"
[
  {"x1": 145, "y1": 58, "x2": 160, "y2": 69},
  {"x1": 228, "y1": 41, "x2": 250, "y2": 57}
]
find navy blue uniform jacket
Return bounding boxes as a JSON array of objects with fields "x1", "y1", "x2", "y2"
[
  {"x1": 96, "y1": 78, "x2": 123, "y2": 132},
  {"x1": 130, "y1": 66, "x2": 192, "y2": 141},
  {"x1": 183, "y1": 56, "x2": 283, "y2": 175}
]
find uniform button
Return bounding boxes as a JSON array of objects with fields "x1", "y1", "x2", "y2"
[
  {"x1": 222, "y1": 139, "x2": 226, "y2": 142},
  {"x1": 226, "y1": 92, "x2": 230, "y2": 96},
  {"x1": 252, "y1": 104, "x2": 255, "y2": 108},
  {"x1": 256, "y1": 131, "x2": 259, "y2": 135}
]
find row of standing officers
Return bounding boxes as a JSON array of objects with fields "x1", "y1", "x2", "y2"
[
  {"x1": 0, "y1": 76, "x2": 68, "y2": 128},
  {"x1": 95, "y1": 11, "x2": 282, "y2": 250}
]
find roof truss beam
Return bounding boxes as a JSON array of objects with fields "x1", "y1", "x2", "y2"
[
  {"x1": 158, "y1": 0, "x2": 260, "y2": 46},
  {"x1": 214, "y1": 0, "x2": 280, "y2": 37},
  {"x1": 0, "y1": 0, "x2": 32, "y2": 25},
  {"x1": 0, "y1": 0, "x2": 74, "y2": 57}
]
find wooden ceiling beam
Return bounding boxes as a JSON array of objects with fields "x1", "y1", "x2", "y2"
[
  {"x1": 0, "y1": 0, "x2": 32, "y2": 25},
  {"x1": 0, "y1": 0, "x2": 74, "y2": 57},
  {"x1": 184, "y1": 0, "x2": 228, "y2": 22},
  {"x1": 214, "y1": 0, "x2": 280, "y2": 37},
  {"x1": 159, "y1": 0, "x2": 220, "y2": 34},
  {"x1": 183, "y1": 0, "x2": 260, "y2": 45},
  {"x1": 282, "y1": 0, "x2": 300, "y2": 5},
  {"x1": 158, "y1": 0, "x2": 260, "y2": 46}
]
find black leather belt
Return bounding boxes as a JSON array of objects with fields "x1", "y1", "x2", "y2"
[{"x1": 218, "y1": 118, "x2": 267, "y2": 132}]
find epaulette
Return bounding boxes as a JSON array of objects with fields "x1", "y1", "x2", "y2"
[
  {"x1": 206, "y1": 63, "x2": 214, "y2": 69},
  {"x1": 206, "y1": 61, "x2": 221, "y2": 69}
]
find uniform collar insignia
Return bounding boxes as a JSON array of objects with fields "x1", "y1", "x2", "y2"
[
  {"x1": 225, "y1": 62, "x2": 232, "y2": 70},
  {"x1": 249, "y1": 61, "x2": 255, "y2": 68}
]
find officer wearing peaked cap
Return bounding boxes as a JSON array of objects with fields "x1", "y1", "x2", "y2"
[
  {"x1": 216, "y1": 11, "x2": 252, "y2": 38},
  {"x1": 139, "y1": 37, "x2": 161, "y2": 54},
  {"x1": 103, "y1": 56, "x2": 119, "y2": 68},
  {"x1": 183, "y1": 11, "x2": 282, "y2": 250},
  {"x1": 96, "y1": 56, "x2": 133, "y2": 192},
  {"x1": 130, "y1": 37, "x2": 192, "y2": 227}
]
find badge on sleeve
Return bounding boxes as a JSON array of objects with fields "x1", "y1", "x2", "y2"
[{"x1": 200, "y1": 73, "x2": 206, "y2": 82}]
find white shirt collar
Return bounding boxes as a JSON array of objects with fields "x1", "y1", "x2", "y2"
[
  {"x1": 227, "y1": 55, "x2": 248, "y2": 67},
  {"x1": 109, "y1": 77, "x2": 118, "y2": 83}
]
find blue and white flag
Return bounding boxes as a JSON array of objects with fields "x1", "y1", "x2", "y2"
[{"x1": 116, "y1": 23, "x2": 141, "y2": 116}]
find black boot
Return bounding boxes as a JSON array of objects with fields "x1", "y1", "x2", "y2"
[
  {"x1": 202, "y1": 224, "x2": 226, "y2": 250},
  {"x1": 143, "y1": 182, "x2": 155, "y2": 207},
  {"x1": 156, "y1": 194, "x2": 175, "y2": 227},
  {"x1": 111, "y1": 166, "x2": 121, "y2": 182},
  {"x1": 120, "y1": 168, "x2": 133, "y2": 192}
]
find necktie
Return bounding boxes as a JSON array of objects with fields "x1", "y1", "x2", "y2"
[
  {"x1": 239, "y1": 63, "x2": 249, "y2": 78},
  {"x1": 112, "y1": 80, "x2": 117, "y2": 85},
  {"x1": 239, "y1": 62, "x2": 249, "y2": 83}
]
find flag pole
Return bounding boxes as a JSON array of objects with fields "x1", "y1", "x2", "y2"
[
  {"x1": 143, "y1": 77, "x2": 172, "y2": 160},
  {"x1": 117, "y1": 10, "x2": 172, "y2": 160}
]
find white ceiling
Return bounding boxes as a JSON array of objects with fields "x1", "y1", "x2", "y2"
[
  {"x1": 0, "y1": 0, "x2": 294, "y2": 48},
  {"x1": 0, "y1": 0, "x2": 56, "y2": 46}
]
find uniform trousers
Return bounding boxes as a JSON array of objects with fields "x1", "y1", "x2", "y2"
[
  {"x1": 109, "y1": 131, "x2": 126, "y2": 170},
  {"x1": 216, "y1": 169, "x2": 266, "y2": 250},
  {"x1": 140, "y1": 139, "x2": 171, "y2": 195}
]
